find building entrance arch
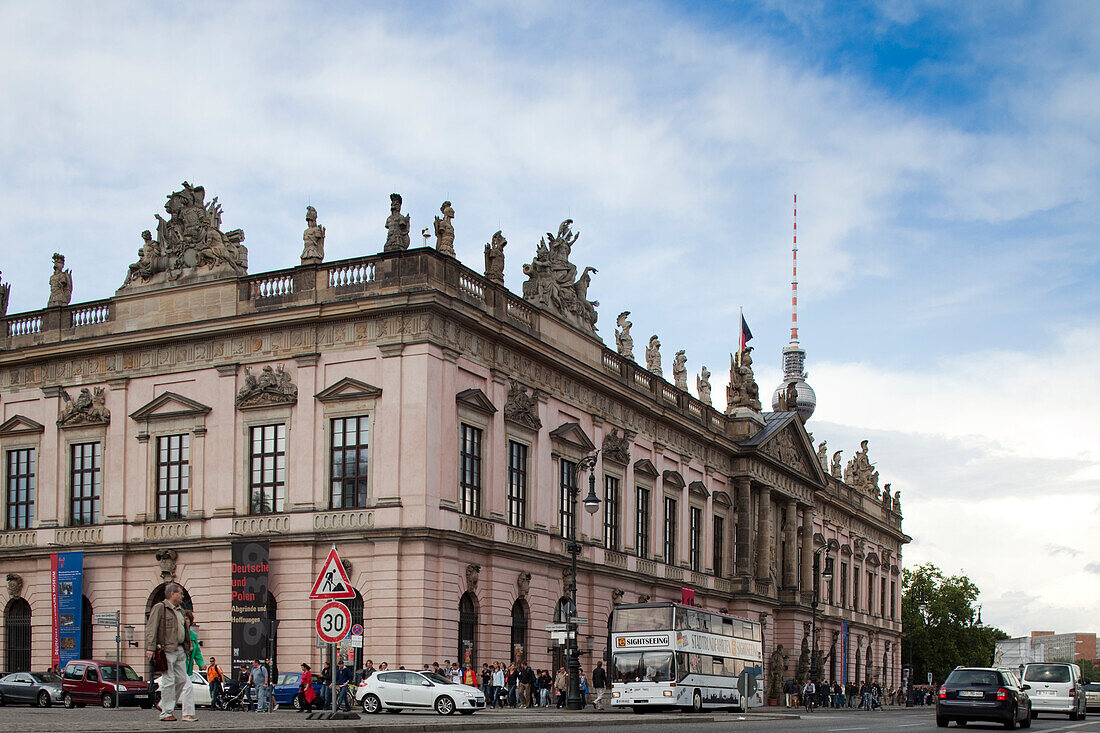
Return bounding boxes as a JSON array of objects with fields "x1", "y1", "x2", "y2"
[
  {"x1": 5, "y1": 598, "x2": 31, "y2": 672},
  {"x1": 458, "y1": 592, "x2": 478, "y2": 669}
]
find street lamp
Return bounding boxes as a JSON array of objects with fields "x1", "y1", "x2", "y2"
[
  {"x1": 566, "y1": 450, "x2": 600, "y2": 711},
  {"x1": 809, "y1": 546, "x2": 834, "y2": 682},
  {"x1": 905, "y1": 601, "x2": 929, "y2": 706}
]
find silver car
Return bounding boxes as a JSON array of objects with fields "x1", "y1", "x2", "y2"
[
  {"x1": 356, "y1": 670, "x2": 486, "y2": 715},
  {"x1": 1084, "y1": 682, "x2": 1100, "y2": 712},
  {"x1": 0, "y1": 671, "x2": 64, "y2": 707}
]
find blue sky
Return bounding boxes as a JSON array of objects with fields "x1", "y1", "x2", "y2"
[{"x1": 0, "y1": 0, "x2": 1097, "y2": 636}]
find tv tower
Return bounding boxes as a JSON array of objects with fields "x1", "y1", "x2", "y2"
[{"x1": 772, "y1": 194, "x2": 817, "y2": 421}]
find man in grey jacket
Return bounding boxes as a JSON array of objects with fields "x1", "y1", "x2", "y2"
[
  {"x1": 145, "y1": 582, "x2": 196, "y2": 722},
  {"x1": 251, "y1": 660, "x2": 270, "y2": 712}
]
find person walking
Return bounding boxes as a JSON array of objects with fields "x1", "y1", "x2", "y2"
[
  {"x1": 145, "y1": 582, "x2": 196, "y2": 722},
  {"x1": 591, "y1": 661, "x2": 607, "y2": 709},
  {"x1": 250, "y1": 660, "x2": 269, "y2": 713},
  {"x1": 555, "y1": 667, "x2": 568, "y2": 708},
  {"x1": 319, "y1": 661, "x2": 332, "y2": 710},
  {"x1": 520, "y1": 663, "x2": 536, "y2": 707},
  {"x1": 297, "y1": 664, "x2": 316, "y2": 713},
  {"x1": 206, "y1": 657, "x2": 225, "y2": 709}
]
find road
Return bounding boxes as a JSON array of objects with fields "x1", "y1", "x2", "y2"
[{"x1": 2, "y1": 705, "x2": 1099, "y2": 733}]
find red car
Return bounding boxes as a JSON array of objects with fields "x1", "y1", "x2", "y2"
[{"x1": 61, "y1": 659, "x2": 153, "y2": 709}]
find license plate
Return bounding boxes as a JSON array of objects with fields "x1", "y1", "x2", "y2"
[
  {"x1": 1038, "y1": 690, "x2": 1056, "y2": 696},
  {"x1": 134, "y1": 694, "x2": 148, "y2": 699},
  {"x1": 959, "y1": 691, "x2": 983, "y2": 698}
]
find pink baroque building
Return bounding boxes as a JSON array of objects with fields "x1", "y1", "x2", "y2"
[{"x1": 0, "y1": 185, "x2": 908, "y2": 690}]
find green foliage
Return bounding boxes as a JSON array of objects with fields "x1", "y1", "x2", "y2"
[{"x1": 902, "y1": 563, "x2": 1008, "y2": 685}]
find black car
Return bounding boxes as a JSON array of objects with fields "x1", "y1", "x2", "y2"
[
  {"x1": 0, "y1": 671, "x2": 64, "y2": 707},
  {"x1": 936, "y1": 667, "x2": 1032, "y2": 729}
]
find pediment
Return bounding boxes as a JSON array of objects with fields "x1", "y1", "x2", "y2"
[
  {"x1": 688, "y1": 480, "x2": 710, "y2": 499},
  {"x1": 130, "y1": 392, "x2": 212, "y2": 422},
  {"x1": 662, "y1": 470, "x2": 685, "y2": 489},
  {"x1": 633, "y1": 458, "x2": 659, "y2": 478},
  {"x1": 757, "y1": 419, "x2": 828, "y2": 487},
  {"x1": 548, "y1": 422, "x2": 595, "y2": 451},
  {"x1": 866, "y1": 552, "x2": 880, "y2": 567},
  {"x1": 456, "y1": 388, "x2": 497, "y2": 415},
  {"x1": 316, "y1": 377, "x2": 383, "y2": 404},
  {"x1": 712, "y1": 490, "x2": 732, "y2": 507},
  {"x1": 0, "y1": 415, "x2": 45, "y2": 437}
]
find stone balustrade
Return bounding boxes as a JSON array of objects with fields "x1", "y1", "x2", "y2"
[
  {"x1": 143, "y1": 521, "x2": 191, "y2": 541},
  {"x1": 54, "y1": 527, "x2": 103, "y2": 545},
  {"x1": 0, "y1": 530, "x2": 37, "y2": 548},
  {"x1": 232, "y1": 515, "x2": 289, "y2": 535}
]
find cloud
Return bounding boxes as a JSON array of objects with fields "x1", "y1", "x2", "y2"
[
  {"x1": 1085, "y1": 563, "x2": 1100, "y2": 576},
  {"x1": 1045, "y1": 544, "x2": 1081, "y2": 558}
]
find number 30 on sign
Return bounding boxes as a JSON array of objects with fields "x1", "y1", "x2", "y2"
[{"x1": 316, "y1": 601, "x2": 351, "y2": 643}]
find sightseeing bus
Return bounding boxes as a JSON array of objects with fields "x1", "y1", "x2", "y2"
[{"x1": 608, "y1": 602, "x2": 763, "y2": 713}]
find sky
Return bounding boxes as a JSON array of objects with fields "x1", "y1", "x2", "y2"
[{"x1": 1, "y1": 1, "x2": 1097, "y2": 638}]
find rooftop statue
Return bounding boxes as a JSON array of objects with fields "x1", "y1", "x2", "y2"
[
  {"x1": 301, "y1": 206, "x2": 325, "y2": 264},
  {"x1": 121, "y1": 182, "x2": 247, "y2": 290},
  {"x1": 697, "y1": 366, "x2": 712, "y2": 406},
  {"x1": 725, "y1": 347, "x2": 761, "y2": 413},
  {"x1": 484, "y1": 231, "x2": 506, "y2": 283},
  {"x1": 47, "y1": 253, "x2": 73, "y2": 307},
  {"x1": 384, "y1": 193, "x2": 411, "y2": 252},
  {"x1": 843, "y1": 439, "x2": 880, "y2": 494},
  {"x1": 645, "y1": 335, "x2": 662, "y2": 376},
  {"x1": 520, "y1": 219, "x2": 599, "y2": 333},
  {"x1": 817, "y1": 441, "x2": 828, "y2": 472},
  {"x1": 434, "y1": 201, "x2": 455, "y2": 257},
  {"x1": 615, "y1": 311, "x2": 634, "y2": 360},
  {"x1": 831, "y1": 450, "x2": 842, "y2": 478},
  {"x1": 0, "y1": 271, "x2": 9, "y2": 316},
  {"x1": 672, "y1": 350, "x2": 688, "y2": 390}
]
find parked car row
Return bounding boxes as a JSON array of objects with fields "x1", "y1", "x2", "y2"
[{"x1": 936, "y1": 662, "x2": 1090, "y2": 729}]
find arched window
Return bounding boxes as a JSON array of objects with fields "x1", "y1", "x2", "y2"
[
  {"x1": 145, "y1": 583, "x2": 193, "y2": 619},
  {"x1": 5, "y1": 598, "x2": 31, "y2": 672},
  {"x1": 458, "y1": 592, "x2": 478, "y2": 669},
  {"x1": 347, "y1": 589, "x2": 364, "y2": 669},
  {"x1": 510, "y1": 599, "x2": 528, "y2": 663},
  {"x1": 81, "y1": 596, "x2": 94, "y2": 660}
]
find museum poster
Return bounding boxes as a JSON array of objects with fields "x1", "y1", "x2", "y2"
[
  {"x1": 231, "y1": 540, "x2": 269, "y2": 669},
  {"x1": 52, "y1": 551, "x2": 84, "y2": 669}
]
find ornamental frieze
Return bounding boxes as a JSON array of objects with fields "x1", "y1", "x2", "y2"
[
  {"x1": 760, "y1": 425, "x2": 814, "y2": 479},
  {"x1": 820, "y1": 502, "x2": 902, "y2": 550}
]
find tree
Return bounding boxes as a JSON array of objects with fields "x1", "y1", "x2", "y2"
[{"x1": 902, "y1": 563, "x2": 1008, "y2": 686}]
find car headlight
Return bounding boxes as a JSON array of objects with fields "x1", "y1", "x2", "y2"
[
  {"x1": 612, "y1": 691, "x2": 620, "y2": 698},
  {"x1": 460, "y1": 690, "x2": 477, "y2": 697},
  {"x1": 663, "y1": 690, "x2": 673, "y2": 697}
]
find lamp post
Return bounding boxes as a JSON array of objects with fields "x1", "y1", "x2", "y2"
[
  {"x1": 809, "y1": 546, "x2": 833, "y2": 683},
  {"x1": 566, "y1": 451, "x2": 600, "y2": 711},
  {"x1": 905, "y1": 601, "x2": 928, "y2": 706}
]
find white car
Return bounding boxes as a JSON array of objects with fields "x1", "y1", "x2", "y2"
[
  {"x1": 356, "y1": 670, "x2": 485, "y2": 715},
  {"x1": 152, "y1": 671, "x2": 213, "y2": 707}
]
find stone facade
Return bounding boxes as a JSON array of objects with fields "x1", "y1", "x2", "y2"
[{"x1": 0, "y1": 194, "x2": 907, "y2": 688}]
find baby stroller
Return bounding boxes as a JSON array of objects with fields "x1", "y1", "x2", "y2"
[{"x1": 215, "y1": 683, "x2": 251, "y2": 711}]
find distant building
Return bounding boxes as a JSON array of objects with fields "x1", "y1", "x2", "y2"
[{"x1": 995, "y1": 632, "x2": 1097, "y2": 668}]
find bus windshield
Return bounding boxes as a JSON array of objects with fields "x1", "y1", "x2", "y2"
[
  {"x1": 611, "y1": 607, "x2": 673, "y2": 632},
  {"x1": 612, "y1": 651, "x2": 674, "y2": 683}
]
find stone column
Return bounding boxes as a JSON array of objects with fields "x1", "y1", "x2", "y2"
[
  {"x1": 755, "y1": 485, "x2": 772, "y2": 581},
  {"x1": 734, "y1": 477, "x2": 753, "y2": 576},
  {"x1": 782, "y1": 499, "x2": 797, "y2": 588},
  {"x1": 800, "y1": 506, "x2": 814, "y2": 600}
]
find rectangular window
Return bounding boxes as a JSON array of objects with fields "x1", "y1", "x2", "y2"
[
  {"x1": 70, "y1": 442, "x2": 101, "y2": 526},
  {"x1": 249, "y1": 424, "x2": 286, "y2": 515},
  {"x1": 635, "y1": 487, "x2": 650, "y2": 558},
  {"x1": 866, "y1": 570, "x2": 873, "y2": 613},
  {"x1": 331, "y1": 416, "x2": 369, "y2": 509},
  {"x1": 603, "y1": 475, "x2": 620, "y2": 551},
  {"x1": 840, "y1": 562, "x2": 849, "y2": 608},
  {"x1": 663, "y1": 496, "x2": 678, "y2": 565},
  {"x1": 891, "y1": 580, "x2": 897, "y2": 619},
  {"x1": 6, "y1": 448, "x2": 35, "y2": 530},
  {"x1": 559, "y1": 459, "x2": 577, "y2": 537},
  {"x1": 689, "y1": 506, "x2": 702, "y2": 571},
  {"x1": 507, "y1": 440, "x2": 528, "y2": 528},
  {"x1": 880, "y1": 576, "x2": 887, "y2": 616},
  {"x1": 852, "y1": 565, "x2": 860, "y2": 610},
  {"x1": 459, "y1": 424, "x2": 483, "y2": 517},
  {"x1": 713, "y1": 515, "x2": 725, "y2": 576},
  {"x1": 155, "y1": 434, "x2": 190, "y2": 521}
]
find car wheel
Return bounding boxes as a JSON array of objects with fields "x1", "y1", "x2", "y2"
[
  {"x1": 691, "y1": 690, "x2": 703, "y2": 713},
  {"x1": 361, "y1": 693, "x2": 380, "y2": 714},
  {"x1": 936, "y1": 716, "x2": 948, "y2": 728},
  {"x1": 102, "y1": 693, "x2": 116, "y2": 709},
  {"x1": 63, "y1": 693, "x2": 75, "y2": 709},
  {"x1": 1004, "y1": 705, "x2": 1018, "y2": 729},
  {"x1": 434, "y1": 695, "x2": 456, "y2": 715},
  {"x1": 37, "y1": 690, "x2": 51, "y2": 708},
  {"x1": 1020, "y1": 709, "x2": 1032, "y2": 729},
  {"x1": 292, "y1": 693, "x2": 303, "y2": 711}
]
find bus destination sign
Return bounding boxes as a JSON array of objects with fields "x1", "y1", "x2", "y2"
[{"x1": 614, "y1": 634, "x2": 671, "y2": 649}]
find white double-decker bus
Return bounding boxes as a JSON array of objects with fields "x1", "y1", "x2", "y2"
[{"x1": 609, "y1": 602, "x2": 763, "y2": 713}]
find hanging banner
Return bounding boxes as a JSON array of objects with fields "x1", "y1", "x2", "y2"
[
  {"x1": 841, "y1": 620, "x2": 849, "y2": 684},
  {"x1": 231, "y1": 540, "x2": 269, "y2": 670},
  {"x1": 52, "y1": 551, "x2": 84, "y2": 669}
]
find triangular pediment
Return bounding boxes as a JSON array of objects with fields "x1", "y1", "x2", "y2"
[
  {"x1": 752, "y1": 415, "x2": 828, "y2": 487},
  {"x1": 663, "y1": 470, "x2": 685, "y2": 489},
  {"x1": 129, "y1": 392, "x2": 212, "y2": 422},
  {"x1": 688, "y1": 480, "x2": 710, "y2": 499},
  {"x1": 633, "y1": 458, "x2": 659, "y2": 478},
  {"x1": 548, "y1": 422, "x2": 595, "y2": 451},
  {"x1": 316, "y1": 377, "x2": 383, "y2": 403},
  {"x1": 0, "y1": 415, "x2": 45, "y2": 436},
  {"x1": 456, "y1": 388, "x2": 497, "y2": 415}
]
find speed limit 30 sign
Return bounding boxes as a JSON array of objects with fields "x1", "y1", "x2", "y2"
[{"x1": 316, "y1": 601, "x2": 351, "y2": 643}]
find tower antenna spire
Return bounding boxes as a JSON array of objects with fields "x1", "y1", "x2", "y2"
[
  {"x1": 772, "y1": 193, "x2": 816, "y2": 421},
  {"x1": 791, "y1": 193, "x2": 798, "y2": 346}
]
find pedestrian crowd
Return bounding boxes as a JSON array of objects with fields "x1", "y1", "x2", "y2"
[{"x1": 783, "y1": 678, "x2": 907, "y2": 711}]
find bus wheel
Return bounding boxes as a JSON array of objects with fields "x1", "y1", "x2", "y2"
[{"x1": 692, "y1": 690, "x2": 703, "y2": 713}]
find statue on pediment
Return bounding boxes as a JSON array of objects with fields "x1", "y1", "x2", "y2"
[
  {"x1": 673, "y1": 350, "x2": 688, "y2": 390},
  {"x1": 831, "y1": 450, "x2": 842, "y2": 478},
  {"x1": 121, "y1": 182, "x2": 247, "y2": 290},
  {"x1": 615, "y1": 311, "x2": 633, "y2": 359},
  {"x1": 844, "y1": 439, "x2": 880, "y2": 493},
  {"x1": 434, "y1": 201, "x2": 455, "y2": 256},
  {"x1": 893, "y1": 489, "x2": 902, "y2": 515},
  {"x1": 0, "y1": 270, "x2": 9, "y2": 316},
  {"x1": 817, "y1": 441, "x2": 828, "y2": 472},
  {"x1": 484, "y1": 231, "x2": 506, "y2": 283},
  {"x1": 697, "y1": 366, "x2": 712, "y2": 406},
  {"x1": 503, "y1": 379, "x2": 541, "y2": 430},
  {"x1": 384, "y1": 193, "x2": 411, "y2": 252},
  {"x1": 726, "y1": 347, "x2": 761, "y2": 413},
  {"x1": 48, "y1": 253, "x2": 73, "y2": 307},
  {"x1": 645, "y1": 335, "x2": 662, "y2": 376},
  {"x1": 236, "y1": 365, "x2": 298, "y2": 408},
  {"x1": 520, "y1": 220, "x2": 600, "y2": 333},
  {"x1": 301, "y1": 206, "x2": 325, "y2": 264},
  {"x1": 58, "y1": 387, "x2": 110, "y2": 427}
]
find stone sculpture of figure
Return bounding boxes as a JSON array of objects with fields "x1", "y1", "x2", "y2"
[
  {"x1": 503, "y1": 379, "x2": 541, "y2": 430},
  {"x1": 782, "y1": 381, "x2": 798, "y2": 412},
  {"x1": 125, "y1": 231, "x2": 161, "y2": 285},
  {"x1": 672, "y1": 350, "x2": 688, "y2": 390},
  {"x1": 697, "y1": 366, "x2": 712, "y2": 406},
  {"x1": 384, "y1": 193, "x2": 411, "y2": 252},
  {"x1": 844, "y1": 439, "x2": 880, "y2": 492},
  {"x1": 58, "y1": 387, "x2": 110, "y2": 427},
  {"x1": 48, "y1": 253, "x2": 73, "y2": 307},
  {"x1": 602, "y1": 427, "x2": 632, "y2": 465},
  {"x1": 433, "y1": 201, "x2": 455, "y2": 256},
  {"x1": 301, "y1": 206, "x2": 326, "y2": 264},
  {"x1": 155, "y1": 548, "x2": 178, "y2": 582},
  {"x1": 615, "y1": 311, "x2": 634, "y2": 359},
  {"x1": 0, "y1": 270, "x2": 9, "y2": 317},
  {"x1": 726, "y1": 347, "x2": 762, "y2": 413},
  {"x1": 893, "y1": 490, "x2": 902, "y2": 514},
  {"x1": 646, "y1": 335, "x2": 662, "y2": 376},
  {"x1": 517, "y1": 571, "x2": 531, "y2": 598},
  {"x1": 817, "y1": 441, "x2": 828, "y2": 472},
  {"x1": 6, "y1": 573, "x2": 23, "y2": 599},
  {"x1": 637, "y1": 594, "x2": 650, "y2": 604},
  {"x1": 612, "y1": 588, "x2": 625, "y2": 606},
  {"x1": 883, "y1": 483, "x2": 892, "y2": 508},
  {"x1": 520, "y1": 219, "x2": 600, "y2": 333},
  {"x1": 768, "y1": 644, "x2": 788, "y2": 699},
  {"x1": 484, "y1": 231, "x2": 506, "y2": 283},
  {"x1": 831, "y1": 450, "x2": 843, "y2": 478},
  {"x1": 465, "y1": 563, "x2": 480, "y2": 592},
  {"x1": 236, "y1": 364, "x2": 298, "y2": 407}
]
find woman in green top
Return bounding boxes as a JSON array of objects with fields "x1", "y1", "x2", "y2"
[{"x1": 183, "y1": 610, "x2": 204, "y2": 675}]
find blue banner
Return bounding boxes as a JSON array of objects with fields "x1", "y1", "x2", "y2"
[
  {"x1": 54, "y1": 551, "x2": 84, "y2": 668},
  {"x1": 841, "y1": 620, "x2": 848, "y2": 684}
]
